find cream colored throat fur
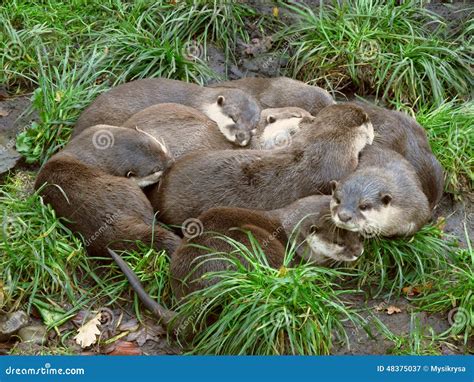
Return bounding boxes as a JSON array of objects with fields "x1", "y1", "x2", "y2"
[
  {"x1": 260, "y1": 118, "x2": 302, "y2": 148},
  {"x1": 304, "y1": 234, "x2": 357, "y2": 264},
  {"x1": 202, "y1": 103, "x2": 236, "y2": 142},
  {"x1": 133, "y1": 171, "x2": 163, "y2": 188}
]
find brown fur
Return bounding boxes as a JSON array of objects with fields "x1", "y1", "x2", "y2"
[
  {"x1": 331, "y1": 145, "x2": 431, "y2": 237},
  {"x1": 122, "y1": 103, "x2": 237, "y2": 159},
  {"x1": 354, "y1": 101, "x2": 444, "y2": 209},
  {"x1": 109, "y1": 195, "x2": 363, "y2": 326},
  {"x1": 148, "y1": 103, "x2": 373, "y2": 225},
  {"x1": 171, "y1": 195, "x2": 363, "y2": 299},
  {"x1": 73, "y1": 78, "x2": 261, "y2": 146},
  {"x1": 210, "y1": 76, "x2": 335, "y2": 115},
  {"x1": 35, "y1": 125, "x2": 180, "y2": 256}
]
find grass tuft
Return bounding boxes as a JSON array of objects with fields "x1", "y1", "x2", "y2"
[
  {"x1": 174, "y1": 232, "x2": 363, "y2": 355},
  {"x1": 280, "y1": 1, "x2": 472, "y2": 106},
  {"x1": 353, "y1": 224, "x2": 456, "y2": 297}
]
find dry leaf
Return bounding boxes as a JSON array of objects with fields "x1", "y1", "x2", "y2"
[
  {"x1": 374, "y1": 302, "x2": 386, "y2": 311},
  {"x1": 386, "y1": 306, "x2": 402, "y2": 315},
  {"x1": 74, "y1": 313, "x2": 101, "y2": 348},
  {"x1": 0, "y1": 107, "x2": 9, "y2": 117}
]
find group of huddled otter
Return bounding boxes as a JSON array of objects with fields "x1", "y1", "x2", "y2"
[{"x1": 35, "y1": 77, "x2": 443, "y2": 328}]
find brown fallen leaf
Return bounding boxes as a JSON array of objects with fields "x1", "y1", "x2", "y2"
[
  {"x1": 108, "y1": 341, "x2": 142, "y2": 356},
  {"x1": 74, "y1": 313, "x2": 101, "y2": 348},
  {"x1": 386, "y1": 305, "x2": 402, "y2": 315}
]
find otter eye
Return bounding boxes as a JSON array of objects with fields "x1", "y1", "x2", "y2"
[
  {"x1": 310, "y1": 225, "x2": 320, "y2": 234},
  {"x1": 126, "y1": 171, "x2": 135, "y2": 178},
  {"x1": 359, "y1": 204, "x2": 370, "y2": 211}
]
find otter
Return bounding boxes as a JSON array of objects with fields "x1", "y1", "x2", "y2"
[
  {"x1": 122, "y1": 104, "x2": 314, "y2": 157},
  {"x1": 122, "y1": 103, "x2": 237, "y2": 159},
  {"x1": 148, "y1": 103, "x2": 374, "y2": 225},
  {"x1": 210, "y1": 76, "x2": 335, "y2": 116},
  {"x1": 353, "y1": 101, "x2": 444, "y2": 209},
  {"x1": 73, "y1": 78, "x2": 261, "y2": 146},
  {"x1": 251, "y1": 107, "x2": 314, "y2": 150},
  {"x1": 108, "y1": 195, "x2": 363, "y2": 325},
  {"x1": 330, "y1": 145, "x2": 431, "y2": 237},
  {"x1": 35, "y1": 125, "x2": 181, "y2": 257}
]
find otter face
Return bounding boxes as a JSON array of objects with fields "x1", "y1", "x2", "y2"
[
  {"x1": 203, "y1": 91, "x2": 260, "y2": 147},
  {"x1": 259, "y1": 108, "x2": 311, "y2": 149},
  {"x1": 296, "y1": 213, "x2": 364, "y2": 264},
  {"x1": 304, "y1": 227, "x2": 363, "y2": 264},
  {"x1": 329, "y1": 178, "x2": 395, "y2": 238},
  {"x1": 73, "y1": 125, "x2": 173, "y2": 187}
]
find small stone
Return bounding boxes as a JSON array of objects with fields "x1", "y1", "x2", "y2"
[
  {"x1": 0, "y1": 311, "x2": 29, "y2": 341},
  {"x1": 18, "y1": 325, "x2": 48, "y2": 345}
]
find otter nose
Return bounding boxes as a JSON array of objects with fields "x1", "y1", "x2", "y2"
[
  {"x1": 236, "y1": 131, "x2": 251, "y2": 146},
  {"x1": 338, "y1": 211, "x2": 352, "y2": 223}
]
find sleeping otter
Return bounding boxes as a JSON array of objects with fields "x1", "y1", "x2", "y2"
[
  {"x1": 108, "y1": 195, "x2": 363, "y2": 325},
  {"x1": 73, "y1": 78, "x2": 261, "y2": 147},
  {"x1": 35, "y1": 125, "x2": 181, "y2": 256}
]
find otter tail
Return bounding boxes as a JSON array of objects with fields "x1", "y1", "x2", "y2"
[{"x1": 107, "y1": 248, "x2": 176, "y2": 328}]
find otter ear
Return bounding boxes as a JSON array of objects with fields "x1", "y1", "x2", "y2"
[
  {"x1": 217, "y1": 95, "x2": 225, "y2": 106},
  {"x1": 381, "y1": 193, "x2": 392, "y2": 205},
  {"x1": 266, "y1": 115, "x2": 276, "y2": 124},
  {"x1": 330, "y1": 180, "x2": 339, "y2": 193}
]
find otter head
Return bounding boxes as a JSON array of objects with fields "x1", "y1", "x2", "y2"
[
  {"x1": 314, "y1": 103, "x2": 374, "y2": 162},
  {"x1": 203, "y1": 88, "x2": 261, "y2": 147},
  {"x1": 281, "y1": 196, "x2": 364, "y2": 264},
  {"x1": 259, "y1": 107, "x2": 314, "y2": 149},
  {"x1": 330, "y1": 176, "x2": 396, "y2": 238},
  {"x1": 73, "y1": 125, "x2": 174, "y2": 188}
]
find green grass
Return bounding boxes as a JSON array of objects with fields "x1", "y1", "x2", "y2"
[
  {"x1": 15, "y1": 47, "x2": 112, "y2": 164},
  {"x1": 387, "y1": 314, "x2": 442, "y2": 355},
  {"x1": 279, "y1": 0, "x2": 472, "y2": 107},
  {"x1": 0, "y1": 0, "x2": 472, "y2": 355},
  {"x1": 413, "y1": 100, "x2": 474, "y2": 193},
  {"x1": 411, "y1": 242, "x2": 473, "y2": 344},
  {"x1": 353, "y1": 224, "x2": 456, "y2": 297},
  {"x1": 1, "y1": 0, "x2": 259, "y2": 164},
  {"x1": 173, "y1": 233, "x2": 364, "y2": 355},
  {"x1": 0, "y1": 172, "x2": 88, "y2": 312}
]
